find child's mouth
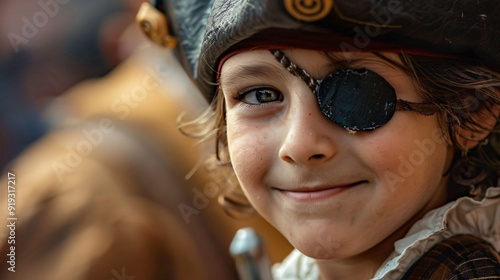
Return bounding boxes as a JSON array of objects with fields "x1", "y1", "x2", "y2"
[{"x1": 274, "y1": 181, "x2": 367, "y2": 202}]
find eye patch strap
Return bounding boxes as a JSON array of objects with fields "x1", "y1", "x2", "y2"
[
  {"x1": 396, "y1": 100, "x2": 440, "y2": 115},
  {"x1": 270, "y1": 49, "x2": 319, "y2": 93}
]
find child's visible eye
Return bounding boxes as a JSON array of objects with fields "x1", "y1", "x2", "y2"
[{"x1": 237, "y1": 86, "x2": 284, "y2": 105}]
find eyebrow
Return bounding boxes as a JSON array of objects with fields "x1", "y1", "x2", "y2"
[{"x1": 219, "y1": 63, "x2": 286, "y2": 90}]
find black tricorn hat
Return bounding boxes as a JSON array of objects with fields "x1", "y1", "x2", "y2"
[{"x1": 137, "y1": 0, "x2": 500, "y2": 102}]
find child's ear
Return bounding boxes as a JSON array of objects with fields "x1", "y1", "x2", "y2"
[{"x1": 457, "y1": 104, "x2": 500, "y2": 150}]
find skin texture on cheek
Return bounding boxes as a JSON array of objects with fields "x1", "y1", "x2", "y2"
[{"x1": 226, "y1": 111, "x2": 270, "y2": 199}]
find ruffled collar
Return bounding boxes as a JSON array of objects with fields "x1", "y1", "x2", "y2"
[
  {"x1": 375, "y1": 186, "x2": 500, "y2": 279},
  {"x1": 273, "y1": 187, "x2": 500, "y2": 280}
]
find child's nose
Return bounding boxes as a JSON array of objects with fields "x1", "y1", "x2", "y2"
[{"x1": 278, "y1": 100, "x2": 339, "y2": 166}]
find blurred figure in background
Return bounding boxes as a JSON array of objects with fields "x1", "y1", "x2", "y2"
[
  {"x1": 0, "y1": 0, "x2": 130, "y2": 170},
  {"x1": 0, "y1": 1, "x2": 292, "y2": 279}
]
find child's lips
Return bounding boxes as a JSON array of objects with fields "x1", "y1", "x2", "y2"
[{"x1": 274, "y1": 181, "x2": 366, "y2": 202}]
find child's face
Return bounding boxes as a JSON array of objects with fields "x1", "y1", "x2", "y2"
[{"x1": 220, "y1": 49, "x2": 453, "y2": 260}]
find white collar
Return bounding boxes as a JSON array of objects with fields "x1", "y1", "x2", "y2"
[{"x1": 376, "y1": 186, "x2": 500, "y2": 279}]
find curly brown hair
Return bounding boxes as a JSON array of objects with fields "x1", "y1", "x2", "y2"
[{"x1": 179, "y1": 52, "x2": 500, "y2": 216}]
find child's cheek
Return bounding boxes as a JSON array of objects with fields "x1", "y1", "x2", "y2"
[
  {"x1": 365, "y1": 125, "x2": 448, "y2": 191},
  {"x1": 226, "y1": 121, "x2": 269, "y2": 188}
]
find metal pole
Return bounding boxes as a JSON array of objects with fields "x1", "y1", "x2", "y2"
[{"x1": 230, "y1": 228, "x2": 274, "y2": 280}]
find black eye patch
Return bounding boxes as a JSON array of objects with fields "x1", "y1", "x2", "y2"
[
  {"x1": 270, "y1": 49, "x2": 439, "y2": 133},
  {"x1": 317, "y1": 68, "x2": 396, "y2": 131}
]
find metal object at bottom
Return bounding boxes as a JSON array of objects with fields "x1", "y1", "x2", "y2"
[{"x1": 230, "y1": 228, "x2": 274, "y2": 280}]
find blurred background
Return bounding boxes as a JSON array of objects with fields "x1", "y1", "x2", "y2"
[
  {"x1": 0, "y1": 0, "x2": 291, "y2": 279},
  {"x1": 0, "y1": 0, "x2": 135, "y2": 168}
]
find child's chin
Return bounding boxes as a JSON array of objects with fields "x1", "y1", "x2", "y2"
[
  {"x1": 296, "y1": 245, "x2": 345, "y2": 260},
  {"x1": 290, "y1": 236, "x2": 349, "y2": 260}
]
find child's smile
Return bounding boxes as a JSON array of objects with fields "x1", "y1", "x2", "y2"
[
  {"x1": 220, "y1": 49, "x2": 454, "y2": 270},
  {"x1": 272, "y1": 180, "x2": 365, "y2": 202}
]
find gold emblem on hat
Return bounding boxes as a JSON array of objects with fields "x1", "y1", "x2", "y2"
[
  {"x1": 284, "y1": 0, "x2": 333, "y2": 22},
  {"x1": 136, "y1": 2, "x2": 178, "y2": 48}
]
